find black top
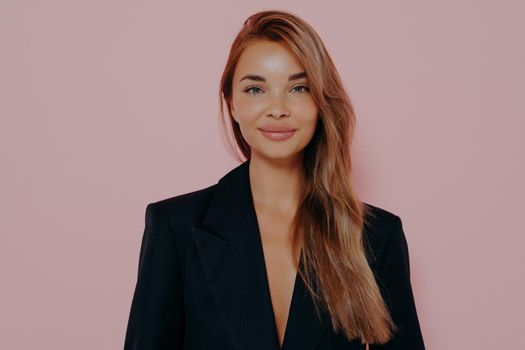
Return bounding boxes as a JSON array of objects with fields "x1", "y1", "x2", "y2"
[{"x1": 124, "y1": 159, "x2": 426, "y2": 349}]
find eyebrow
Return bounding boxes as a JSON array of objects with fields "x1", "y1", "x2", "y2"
[{"x1": 239, "y1": 71, "x2": 307, "y2": 82}]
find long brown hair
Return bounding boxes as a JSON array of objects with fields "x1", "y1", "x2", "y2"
[{"x1": 218, "y1": 9, "x2": 396, "y2": 345}]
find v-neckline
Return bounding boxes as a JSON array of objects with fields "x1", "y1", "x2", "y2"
[
  {"x1": 254, "y1": 216, "x2": 302, "y2": 350},
  {"x1": 248, "y1": 161, "x2": 303, "y2": 350},
  {"x1": 261, "y1": 253, "x2": 300, "y2": 350}
]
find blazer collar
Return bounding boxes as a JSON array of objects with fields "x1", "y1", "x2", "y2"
[
  {"x1": 201, "y1": 159, "x2": 254, "y2": 241},
  {"x1": 191, "y1": 159, "x2": 327, "y2": 350}
]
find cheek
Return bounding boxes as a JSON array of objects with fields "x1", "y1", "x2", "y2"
[
  {"x1": 291, "y1": 94, "x2": 317, "y2": 112},
  {"x1": 298, "y1": 111, "x2": 319, "y2": 143},
  {"x1": 235, "y1": 94, "x2": 262, "y2": 114},
  {"x1": 233, "y1": 102, "x2": 259, "y2": 140},
  {"x1": 295, "y1": 102, "x2": 319, "y2": 128}
]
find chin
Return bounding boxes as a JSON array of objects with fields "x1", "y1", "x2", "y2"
[{"x1": 254, "y1": 148, "x2": 303, "y2": 162}]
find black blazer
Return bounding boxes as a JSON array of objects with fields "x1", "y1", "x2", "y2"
[{"x1": 124, "y1": 160, "x2": 425, "y2": 350}]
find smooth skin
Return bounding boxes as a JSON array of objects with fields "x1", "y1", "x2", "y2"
[{"x1": 230, "y1": 39, "x2": 319, "y2": 348}]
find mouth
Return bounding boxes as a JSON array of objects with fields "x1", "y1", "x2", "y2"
[
  {"x1": 258, "y1": 127, "x2": 297, "y2": 132},
  {"x1": 257, "y1": 127, "x2": 297, "y2": 141}
]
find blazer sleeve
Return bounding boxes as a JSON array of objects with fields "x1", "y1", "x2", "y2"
[
  {"x1": 124, "y1": 203, "x2": 185, "y2": 349},
  {"x1": 370, "y1": 215, "x2": 426, "y2": 350}
]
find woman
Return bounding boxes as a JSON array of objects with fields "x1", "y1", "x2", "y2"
[{"x1": 124, "y1": 9, "x2": 425, "y2": 350}]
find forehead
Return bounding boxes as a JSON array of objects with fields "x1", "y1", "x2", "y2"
[{"x1": 234, "y1": 40, "x2": 305, "y2": 80}]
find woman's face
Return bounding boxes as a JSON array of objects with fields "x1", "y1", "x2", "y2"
[{"x1": 231, "y1": 39, "x2": 319, "y2": 162}]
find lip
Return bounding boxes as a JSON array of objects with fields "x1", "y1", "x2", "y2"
[
  {"x1": 258, "y1": 127, "x2": 297, "y2": 141},
  {"x1": 258, "y1": 126, "x2": 297, "y2": 132}
]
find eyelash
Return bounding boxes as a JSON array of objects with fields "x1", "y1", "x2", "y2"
[{"x1": 243, "y1": 85, "x2": 310, "y2": 95}]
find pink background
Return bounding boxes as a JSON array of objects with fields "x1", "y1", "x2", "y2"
[{"x1": 1, "y1": 1, "x2": 523, "y2": 349}]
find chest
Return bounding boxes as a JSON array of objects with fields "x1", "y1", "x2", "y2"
[{"x1": 254, "y1": 204, "x2": 299, "y2": 349}]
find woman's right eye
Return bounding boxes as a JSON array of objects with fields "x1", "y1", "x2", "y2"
[{"x1": 244, "y1": 86, "x2": 263, "y2": 95}]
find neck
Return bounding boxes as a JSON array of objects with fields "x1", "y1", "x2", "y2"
[{"x1": 248, "y1": 153, "x2": 304, "y2": 212}]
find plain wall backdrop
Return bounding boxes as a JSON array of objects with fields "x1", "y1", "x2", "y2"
[{"x1": 1, "y1": 1, "x2": 523, "y2": 349}]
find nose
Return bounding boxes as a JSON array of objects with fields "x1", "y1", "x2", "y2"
[{"x1": 267, "y1": 93, "x2": 290, "y2": 119}]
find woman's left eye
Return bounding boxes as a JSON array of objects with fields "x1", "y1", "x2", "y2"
[{"x1": 292, "y1": 85, "x2": 309, "y2": 93}]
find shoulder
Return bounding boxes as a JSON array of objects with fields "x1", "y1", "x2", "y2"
[
  {"x1": 145, "y1": 183, "x2": 218, "y2": 231},
  {"x1": 361, "y1": 202, "x2": 405, "y2": 271},
  {"x1": 362, "y1": 202, "x2": 402, "y2": 238}
]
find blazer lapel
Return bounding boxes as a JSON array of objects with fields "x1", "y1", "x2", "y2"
[{"x1": 191, "y1": 159, "x2": 326, "y2": 350}]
